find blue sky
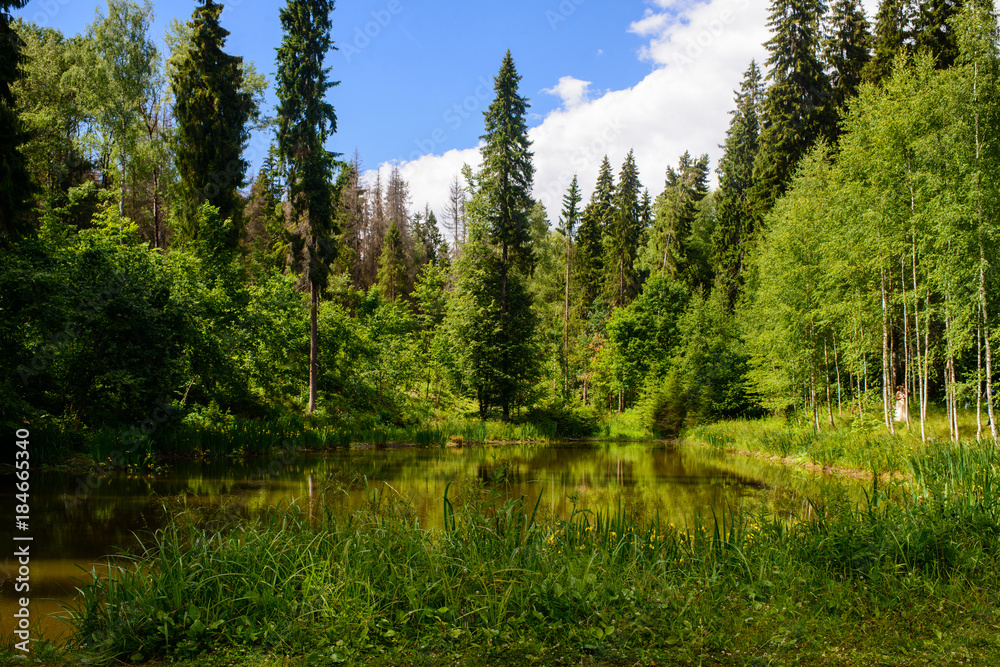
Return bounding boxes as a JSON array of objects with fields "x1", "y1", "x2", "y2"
[{"x1": 15, "y1": 0, "x2": 879, "y2": 220}]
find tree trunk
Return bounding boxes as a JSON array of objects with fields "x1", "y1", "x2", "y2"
[
  {"x1": 881, "y1": 268, "x2": 893, "y2": 433},
  {"x1": 824, "y1": 340, "x2": 834, "y2": 427},
  {"x1": 833, "y1": 338, "x2": 842, "y2": 417},
  {"x1": 978, "y1": 318, "x2": 984, "y2": 443},
  {"x1": 983, "y1": 259, "x2": 998, "y2": 443},
  {"x1": 901, "y1": 255, "x2": 911, "y2": 429},
  {"x1": 308, "y1": 278, "x2": 319, "y2": 414},
  {"x1": 152, "y1": 167, "x2": 161, "y2": 249}
]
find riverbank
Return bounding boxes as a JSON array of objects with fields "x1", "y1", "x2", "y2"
[{"x1": 5, "y1": 430, "x2": 1000, "y2": 667}]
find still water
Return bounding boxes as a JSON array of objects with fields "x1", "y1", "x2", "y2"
[{"x1": 1, "y1": 441, "x2": 843, "y2": 644}]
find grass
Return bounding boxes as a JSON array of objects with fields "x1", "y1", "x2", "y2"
[
  {"x1": 682, "y1": 407, "x2": 993, "y2": 477},
  {"x1": 8, "y1": 438, "x2": 1000, "y2": 667}
]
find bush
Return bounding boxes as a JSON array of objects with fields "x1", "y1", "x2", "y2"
[{"x1": 523, "y1": 401, "x2": 600, "y2": 438}]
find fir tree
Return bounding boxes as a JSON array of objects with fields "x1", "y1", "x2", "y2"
[
  {"x1": 825, "y1": 0, "x2": 872, "y2": 115},
  {"x1": 454, "y1": 51, "x2": 538, "y2": 421},
  {"x1": 576, "y1": 157, "x2": 615, "y2": 312},
  {"x1": 713, "y1": 61, "x2": 764, "y2": 305},
  {"x1": 275, "y1": 0, "x2": 339, "y2": 414},
  {"x1": 0, "y1": 0, "x2": 32, "y2": 244},
  {"x1": 752, "y1": 0, "x2": 834, "y2": 216},
  {"x1": 170, "y1": 0, "x2": 254, "y2": 246},
  {"x1": 604, "y1": 150, "x2": 643, "y2": 308},
  {"x1": 864, "y1": 0, "x2": 914, "y2": 84}
]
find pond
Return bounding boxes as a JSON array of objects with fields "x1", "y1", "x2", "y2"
[{"x1": 0, "y1": 441, "x2": 846, "y2": 644}]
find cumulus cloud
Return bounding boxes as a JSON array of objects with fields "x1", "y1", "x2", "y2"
[
  {"x1": 542, "y1": 76, "x2": 593, "y2": 109},
  {"x1": 382, "y1": 0, "x2": 881, "y2": 226}
]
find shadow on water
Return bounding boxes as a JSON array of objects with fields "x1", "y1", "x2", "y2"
[{"x1": 0, "y1": 440, "x2": 854, "y2": 643}]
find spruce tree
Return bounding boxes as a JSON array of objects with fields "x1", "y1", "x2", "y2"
[
  {"x1": 377, "y1": 220, "x2": 407, "y2": 302},
  {"x1": 170, "y1": 0, "x2": 254, "y2": 246},
  {"x1": 275, "y1": 0, "x2": 339, "y2": 414},
  {"x1": 914, "y1": 0, "x2": 965, "y2": 68},
  {"x1": 713, "y1": 61, "x2": 764, "y2": 305},
  {"x1": 864, "y1": 0, "x2": 914, "y2": 84},
  {"x1": 0, "y1": 0, "x2": 32, "y2": 244},
  {"x1": 559, "y1": 176, "x2": 582, "y2": 399},
  {"x1": 752, "y1": 0, "x2": 834, "y2": 216},
  {"x1": 576, "y1": 157, "x2": 615, "y2": 312},
  {"x1": 604, "y1": 150, "x2": 643, "y2": 308},
  {"x1": 825, "y1": 0, "x2": 872, "y2": 115},
  {"x1": 455, "y1": 51, "x2": 538, "y2": 421}
]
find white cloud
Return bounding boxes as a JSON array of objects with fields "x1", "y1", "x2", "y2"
[
  {"x1": 542, "y1": 76, "x2": 593, "y2": 109},
  {"x1": 381, "y1": 0, "x2": 882, "y2": 227}
]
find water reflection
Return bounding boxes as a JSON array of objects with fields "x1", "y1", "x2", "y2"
[{"x1": 0, "y1": 442, "x2": 848, "y2": 643}]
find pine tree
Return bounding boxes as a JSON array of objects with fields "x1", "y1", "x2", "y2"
[
  {"x1": 914, "y1": 0, "x2": 965, "y2": 68},
  {"x1": 576, "y1": 157, "x2": 615, "y2": 312},
  {"x1": 0, "y1": 0, "x2": 33, "y2": 244},
  {"x1": 170, "y1": 0, "x2": 254, "y2": 246},
  {"x1": 275, "y1": 0, "x2": 339, "y2": 414},
  {"x1": 752, "y1": 0, "x2": 834, "y2": 216},
  {"x1": 455, "y1": 51, "x2": 538, "y2": 421},
  {"x1": 604, "y1": 150, "x2": 643, "y2": 308},
  {"x1": 642, "y1": 151, "x2": 710, "y2": 287},
  {"x1": 864, "y1": 0, "x2": 914, "y2": 84},
  {"x1": 713, "y1": 61, "x2": 764, "y2": 305},
  {"x1": 825, "y1": 0, "x2": 872, "y2": 115}
]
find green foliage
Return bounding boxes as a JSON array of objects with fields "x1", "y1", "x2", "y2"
[
  {"x1": 913, "y1": 0, "x2": 965, "y2": 68},
  {"x1": 453, "y1": 52, "x2": 540, "y2": 421},
  {"x1": 825, "y1": 0, "x2": 872, "y2": 117},
  {"x1": 590, "y1": 274, "x2": 689, "y2": 413},
  {"x1": 603, "y1": 150, "x2": 643, "y2": 308},
  {"x1": 276, "y1": 0, "x2": 340, "y2": 291},
  {"x1": 650, "y1": 288, "x2": 757, "y2": 436},
  {"x1": 713, "y1": 61, "x2": 764, "y2": 305},
  {"x1": 376, "y1": 220, "x2": 408, "y2": 302},
  {"x1": 640, "y1": 151, "x2": 710, "y2": 290},
  {"x1": 864, "y1": 0, "x2": 914, "y2": 84},
  {"x1": 575, "y1": 157, "x2": 613, "y2": 313},
  {"x1": 752, "y1": 0, "x2": 834, "y2": 215},
  {"x1": 169, "y1": 0, "x2": 255, "y2": 241},
  {"x1": 69, "y1": 0, "x2": 159, "y2": 214},
  {"x1": 0, "y1": 1, "x2": 33, "y2": 243}
]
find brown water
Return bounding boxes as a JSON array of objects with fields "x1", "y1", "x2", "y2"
[{"x1": 0, "y1": 441, "x2": 843, "y2": 644}]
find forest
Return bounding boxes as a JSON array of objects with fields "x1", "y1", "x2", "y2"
[
  {"x1": 1, "y1": 0, "x2": 997, "y2": 451},
  {"x1": 8, "y1": 1, "x2": 1000, "y2": 666}
]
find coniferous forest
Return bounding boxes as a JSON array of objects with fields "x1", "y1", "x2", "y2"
[{"x1": 7, "y1": 1, "x2": 1000, "y2": 665}]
